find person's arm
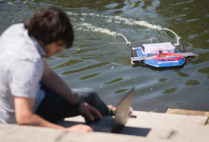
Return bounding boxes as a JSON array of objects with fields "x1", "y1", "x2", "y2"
[
  {"x1": 41, "y1": 59, "x2": 102, "y2": 121},
  {"x1": 14, "y1": 96, "x2": 92, "y2": 132},
  {"x1": 41, "y1": 59, "x2": 79, "y2": 105}
]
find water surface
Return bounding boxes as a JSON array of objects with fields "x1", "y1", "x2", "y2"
[{"x1": 0, "y1": 0, "x2": 208, "y2": 112}]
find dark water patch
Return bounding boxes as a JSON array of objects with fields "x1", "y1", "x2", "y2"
[
  {"x1": 158, "y1": 78, "x2": 167, "y2": 82},
  {"x1": 188, "y1": 34, "x2": 199, "y2": 40},
  {"x1": 80, "y1": 73, "x2": 100, "y2": 80},
  {"x1": 176, "y1": 102, "x2": 183, "y2": 105},
  {"x1": 62, "y1": 62, "x2": 108, "y2": 75},
  {"x1": 106, "y1": 78, "x2": 123, "y2": 85},
  {"x1": 33, "y1": 0, "x2": 126, "y2": 12},
  {"x1": 163, "y1": 88, "x2": 177, "y2": 94},
  {"x1": 185, "y1": 80, "x2": 200, "y2": 86},
  {"x1": 176, "y1": 71, "x2": 190, "y2": 78},
  {"x1": 54, "y1": 59, "x2": 84, "y2": 69},
  {"x1": 198, "y1": 67, "x2": 209, "y2": 76},
  {"x1": 115, "y1": 88, "x2": 128, "y2": 94},
  {"x1": 191, "y1": 52, "x2": 209, "y2": 64},
  {"x1": 56, "y1": 54, "x2": 71, "y2": 58}
]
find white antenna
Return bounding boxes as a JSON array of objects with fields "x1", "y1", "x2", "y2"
[
  {"x1": 116, "y1": 33, "x2": 134, "y2": 57},
  {"x1": 161, "y1": 28, "x2": 185, "y2": 52}
]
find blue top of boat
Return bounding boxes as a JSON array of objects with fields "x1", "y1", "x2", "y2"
[{"x1": 136, "y1": 46, "x2": 185, "y2": 68}]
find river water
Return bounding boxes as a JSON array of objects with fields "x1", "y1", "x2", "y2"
[{"x1": 0, "y1": 0, "x2": 208, "y2": 112}]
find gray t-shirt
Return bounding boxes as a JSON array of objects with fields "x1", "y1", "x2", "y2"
[{"x1": 0, "y1": 23, "x2": 45, "y2": 123}]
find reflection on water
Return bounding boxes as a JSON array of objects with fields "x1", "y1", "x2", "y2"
[
  {"x1": 158, "y1": 78, "x2": 167, "y2": 82},
  {"x1": 0, "y1": 0, "x2": 209, "y2": 112},
  {"x1": 106, "y1": 78, "x2": 123, "y2": 85},
  {"x1": 192, "y1": 52, "x2": 209, "y2": 64},
  {"x1": 185, "y1": 80, "x2": 200, "y2": 86},
  {"x1": 198, "y1": 67, "x2": 209, "y2": 79},
  {"x1": 163, "y1": 88, "x2": 177, "y2": 94},
  {"x1": 115, "y1": 88, "x2": 128, "y2": 94},
  {"x1": 176, "y1": 71, "x2": 190, "y2": 78},
  {"x1": 62, "y1": 62, "x2": 108, "y2": 75},
  {"x1": 80, "y1": 73, "x2": 100, "y2": 80},
  {"x1": 54, "y1": 59, "x2": 84, "y2": 69}
]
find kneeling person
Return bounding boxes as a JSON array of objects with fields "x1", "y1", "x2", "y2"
[{"x1": 0, "y1": 7, "x2": 110, "y2": 132}]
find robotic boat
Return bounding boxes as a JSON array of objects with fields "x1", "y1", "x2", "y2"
[{"x1": 117, "y1": 29, "x2": 196, "y2": 68}]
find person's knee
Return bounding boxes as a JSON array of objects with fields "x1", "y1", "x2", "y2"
[
  {"x1": 87, "y1": 92, "x2": 99, "y2": 100},
  {"x1": 74, "y1": 89, "x2": 110, "y2": 116},
  {"x1": 82, "y1": 91, "x2": 101, "y2": 105},
  {"x1": 73, "y1": 88, "x2": 99, "y2": 99}
]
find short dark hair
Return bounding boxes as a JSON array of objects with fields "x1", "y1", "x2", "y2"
[{"x1": 24, "y1": 7, "x2": 74, "y2": 48}]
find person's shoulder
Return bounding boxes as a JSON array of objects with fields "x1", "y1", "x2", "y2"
[
  {"x1": 8, "y1": 23, "x2": 24, "y2": 29},
  {"x1": 8, "y1": 23, "x2": 24, "y2": 30},
  {"x1": 0, "y1": 23, "x2": 25, "y2": 42},
  {"x1": 1, "y1": 23, "x2": 24, "y2": 35},
  {"x1": 1, "y1": 23, "x2": 42, "y2": 61}
]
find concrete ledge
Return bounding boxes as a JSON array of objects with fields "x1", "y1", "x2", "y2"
[
  {"x1": 1, "y1": 110, "x2": 209, "y2": 142},
  {"x1": 0, "y1": 124, "x2": 155, "y2": 142},
  {"x1": 166, "y1": 108, "x2": 209, "y2": 116},
  {"x1": 0, "y1": 124, "x2": 64, "y2": 142},
  {"x1": 61, "y1": 110, "x2": 209, "y2": 141}
]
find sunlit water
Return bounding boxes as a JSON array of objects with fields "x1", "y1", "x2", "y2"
[{"x1": 0, "y1": 0, "x2": 208, "y2": 112}]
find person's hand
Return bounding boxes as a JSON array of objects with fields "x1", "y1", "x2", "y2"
[
  {"x1": 78, "y1": 102, "x2": 102, "y2": 122},
  {"x1": 66, "y1": 124, "x2": 93, "y2": 132}
]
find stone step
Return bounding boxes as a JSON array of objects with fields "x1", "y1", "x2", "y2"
[
  {"x1": 125, "y1": 111, "x2": 208, "y2": 129},
  {"x1": 127, "y1": 111, "x2": 209, "y2": 141},
  {"x1": 63, "y1": 110, "x2": 208, "y2": 129},
  {"x1": 0, "y1": 110, "x2": 209, "y2": 142},
  {"x1": 0, "y1": 124, "x2": 167, "y2": 142},
  {"x1": 62, "y1": 110, "x2": 209, "y2": 141}
]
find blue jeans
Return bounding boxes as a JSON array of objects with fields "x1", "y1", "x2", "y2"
[{"x1": 35, "y1": 85, "x2": 110, "y2": 122}]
